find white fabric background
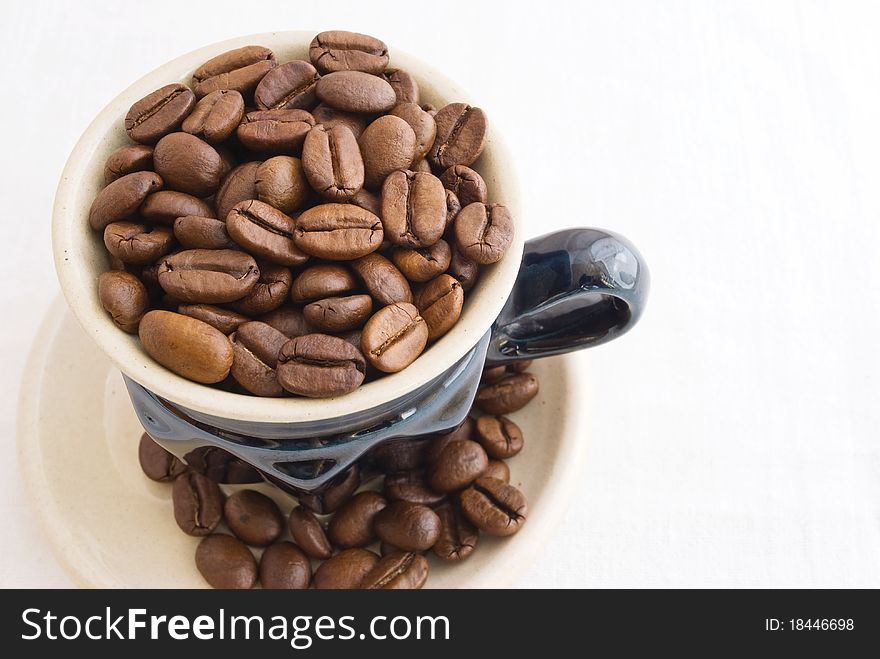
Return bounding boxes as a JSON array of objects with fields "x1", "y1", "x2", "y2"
[{"x1": 2, "y1": 0, "x2": 879, "y2": 587}]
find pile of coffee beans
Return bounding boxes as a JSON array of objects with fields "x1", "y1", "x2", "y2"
[
  {"x1": 92, "y1": 30, "x2": 515, "y2": 398},
  {"x1": 138, "y1": 360, "x2": 538, "y2": 588}
]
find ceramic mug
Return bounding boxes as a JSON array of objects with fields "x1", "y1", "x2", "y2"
[{"x1": 52, "y1": 32, "x2": 649, "y2": 500}]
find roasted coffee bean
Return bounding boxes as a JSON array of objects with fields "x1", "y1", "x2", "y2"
[
  {"x1": 181, "y1": 89, "x2": 245, "y2": 144},
  {"x1": 459, "y1": 476, "x2": 527, "y2": 537},
  {"x1": 391, "y1": 240, "x2": 451, "y2": 283},
  {"x1": 183, "y1": 446, "x2": 260, "y2": 484},
  {"x1": 299, "y1": 465, "x2": 361, "y2": 515},
  {"x1": 474, "y1": 372, "x2": 539, "y2": 414},
  {"x1": 313, "y1": 548, "x2": 379, "y2": 589},
  {"x1": 125, "y1": 83, "x2": 196, "y2": 144},
  {"x1": 288, "y1": 506, "x2": 332, "y2": 559},
  {"x1": 381, "y1": 170, "x2": 446, "y2": 248},
  {"x1": 192, "y1": 45, "x2": 276, "y2": 98},
  {"x1": 350, "y1": 253, "x2": 412, "y2": 305},
  {"x1": 383, "y1": 470, "x2": 446, "y2": 507},
  {"x1": 140, "y1": 190, "x2": 213, "y2": 225},
  {"x1": 412, "y1": 158, "x2": 432, "y2": 173},
  {"x1": 259, "y1": 542, "x2": 311, "y2": 589},
  {"x1": 369, "y1": 437, "x2": 429, "y2": 472},
  {"x1": 224, "y1": 489, "x2": 284, "y2": 546},
  {"x1": 447, "y1": 247, "x2": 480, "y2": 291},
  {"x1": 426, "y1": 417, "x2": 476, "y2": 464},
  {"x1": 361, "y1": 302, "x2": 428, "y2": 373},
  {"x1": 173, "y1": 215, "x2": 235, "y2": 250},
  {"x1": 178, "y1": 304, "x2": 249, "y2": 334},
  {"x1": 290, "y1": 264, "x2": 357, "y2": 303},
  {"x1": 259, "y1": 306, "x2": 313, "y2": 338},
  {"x1": 215, "y1": 161, "x2": 261, "y2": 221},
  {"x1": 254, "y1": 156, "x2": 310, "y2": 214},
  {"x1": 153, "y1": 132, "x2": 223, "y2": 197},
  {"x1": 158, "y1": 249, "x2": 259, "y2": 304},
  {"x1": 172, "y1": 471, "x2": 224, "y2": 536},
  {"x1": 316, "y1": 70, "x2": 397, "y2": 114},
  {"x1": 311, "y1": 103, "x2": 367, "y2": 138},
  {"x1": 414, "y1": 274, "x2": 464, "y2": 340},
  {"x1": 475, "y1": 415, "x2": 524, "y2": 459},
  {"x1": 454, "y1": 202, "x2": 514, "y2": 265},
  {"x1": 483, "y1": 459, "x2": 510, "y2": 483},
  {"x1": 428, "y1": 439, "x2": 488, "y2": 493},
  {"x1": 508, "y1": 359, "x2": 533, "y2": 373},
  {"x1": 103, "y1": 144, "x2": 153, "y2": 184},
  {"x1": 227, "y1": 199, "x2": 308, "y2": 267},
  {"x1": 328, "y1": 491, "x2": 387, "y2": 548},
  {"x1": 359, "y1": 115, "x2": 416, "y2": 189},
  {"x1": 349, "y1": 187, "x2": 382, "y2": 215},
  {"x1": 255, "y1": 60, "x2": 320, "y2": 110},
  {"x1": 444, "y1": 189, "x2": 461, "y2": 230},
  {"x1": 373, "y1": 501, "x2": 441, "y2": 552},
  {"x1": 481, "y1": 365, "x2": 508, "y2": 383},
  {"x1": 138, "y1": 432, "x2": 186, "y2": 482},
  {"x1": 294, "y1": 203, "x2": 383, "y2": 260},
  {"x1": 383, "y1": 69, "x2": 419, "y2": 104},
  {"x1": 309, "y1": 30, "x2": 389, "y2": 75},
  {"x1": 229, "y1": 263, "x2": 292, "y2": 315},
  {"x1": 302, "y1": 124, "x2": 364, "y2": 200},
  {"x1": 439, "y1": 165, "x2": 487, "y2": 206},
  {"x1": 88, "y1": 171, "x2": 162, "y2": 231},
  {"x1": 428, "y1": 103, "x2": 488, "y2": 168},
  {"x1": 389, "y1": 102, "x2": 435, "y2": 160},
  {"x1": 276, "y1": 333, "x2": 366, "y2": 397},
  {"x1": 236, "y1": 109, "x2": 315, "y2": 154},
  {"x1": 304, "y1": 294, "x2": 372, "y2": 332},
  {"x1": 195, "y1": 534, "x2": 257, "y2": 589},
  {"x1": 103, "y1": 222, "x2": 174, "y2": 265},
  {"x1": 230, "y1": 320, "x2": 288, "y2": 396},
  {"x1": 139, "y1": 310, "x2": 234, "y2": 383},
  {"x1": 98, "y1": 271, "x2": 148, "y2": 333},
  {"x1": 360, "y1": 551, "x2": 428, "y2": 589},
  {"x1": 433, "y1": 503, "x2": 479, "y2": 561}
]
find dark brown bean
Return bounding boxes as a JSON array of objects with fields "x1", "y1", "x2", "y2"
[
  {"x1": 215, "y1": 161, "x2": 260, "y2": 221},
  {"x1": 276, "y1": 333, "x2": 367, "y2": 397},
  {"x1": 195, "y1": 534, "x2": 257, "y2": 589},
  {"x1": 350, "y1": 253, "x2": 412, "y2": 305},
  {"x1": 153, "y1": 132, "x2": 223, "y2": 197},
  {"x1": 360, "y1": 551, "x2": 428, "y2": 589},
  {"x1": 481, "y1": 365, "x2": 508, "y2": 383},
  {"x1": 224, "y1": 489, "x2": 284, "y2": 546},
  {"x1": 294, "y1": 203, "x2": 383, "y2": 260},
  {"x1": 259, "y1": 541, "x2": 311, "y2": 589},
  {"x1": 428, "y1": 103, "x2": 488, "y2": 168},
  {"x1": 474, "y1": 372, "x2": 539, "y2": 414},
  {"x1": 236, "y1": 109, "x2": 315, "y2": 154},
  {"x1": 298, "y1": 465, "x2": 360, "y2": 515},
  {"x1": 182, "y1": 448, "x2": 263, "y2": 485},
  {"x1": 313, "y1": 548, "x2": 379, "y2": 589},
  {"x1": 255, "y1": 60, "x2": 320, "y2": 110},
  {"x1": 229, "y1": 263, "x2": 292, "y2": 316},
  {"x1": 140, "y1": 190, "x2": 213, "y2": 225},
  {"x1": 181, "y1": 89, "x2": 245, "y2": 144},
  {"x1": 138, "y1": 432, "x2": 186, "y2": 482},
  {"x1": 425, "y1": 417, "x2": 476, "y2": 465},
  {"x1": 259, "y1": 307, "x2": 313, "y2": 338},
  {"x1": 309, "y1": 30, "x2": 389, "y2": 75},
  {"x1": 391, "y1": 239, "x2": 451, "y2": 283},
  {"x1": 304, "y1": 294, "x2": 373, "y2": 332},
  {"x1": 178, "y1": 303, "x2": 249, "y2": 334},
  {"x1": 383, "y1": 69, "x2": 420, "y2": 104},
  {"x1": 255, "y1": 156, "x2": 310, "y2": 214},
  {"x1": 482, "y1": 459, "x2": 510, "y2": 483},
  {"x1": 328, "y1": 491, "x2": 387, "y2": 548},
  {"x1": 288, "y1": 506, "x2": 332, "y2": 559},
  {"x1": 414, "y1": 274, "x2": 464, "y2": 340},
  {"x1": 192, "y1": 45, "x2": 276, "y2": 98},
  {"x1": 428, "y1": 439, "x2": 488, "y2": 493},
  {"x1": 475, "y1": 415, "x2": 524, "y2": 459},
  {"x1": 459, "y1": 476, "x2": 527, "y2": 537},
  {"x1": 361, "y1": 302, "x2": 428, "y2": 373},
  {"x1": 230, "y1": 320, "x2": 289, "y2": 396},
  {"x1": 139, "y1": 310, "x2": 234, "y2": 383},
  {"x1": 383, "y1": 470, "x2": 446, "y2": 507},
  {"x1": 312, "y1": 103, "x2": 367, "y2": 138},
  {"x1": 369, "y1": 437, "x2": 430, "y2": 473},
  {"x1": 158, "y1": 249, "x2": 259, "y2": 304},
  {"x1": 447, "y1": 247, "x2": 480, "y2": 291},
  {"x1": 103, "y1": 144, "x2": 153, "y2": 184},
  {"x1": 389, "y1": 102, "x2": 436, "y2": 160},
  {"x1": 381, "y1": 170, "x2": 446, "y2": 248},
  {"x1": 433, "y1": 503, "x2": 479, "y2": 562},
  {"x1": 172, "y1": 471, "x2": 224, "y2": 536},
  {"x1": 439, "y1": 165, "x2": 488, "y2": 206},
  {"x1": 227, "y1": 199, "x2": 309, "y2": 267},
  {"x1": 97, "y1": 271, "x2": 148, "y2": 333},
  {"x1": 88, "y1": 171, "x2": 163, "y2": 231},
  {"x1": 316, "y1": 70, "x2": 397, "y2": 114},
  {"x1": 173, "y1": 215, "x2": 235, "y2": 250},
  {"x1": 103, "y1": 222, "x2": 173, "y2": 265},
  {"x1": 359, "y1": 115, "x2": 416, "y2": 189},
  {"x1": 302, "y1": 124, "x2": 364, "y2": 200},
  {"x1": 454, "y1": 202, "x2": 515, "y2": 265},
  {"x1": 125, "y1": 83, "x2": 196, "y2": 144},
  {"x1": 373, "y1": 501, "x2": 441, "y2": 552},
  {"x1": 290, "y1": 264, "x2": 357, "y2": 303}
]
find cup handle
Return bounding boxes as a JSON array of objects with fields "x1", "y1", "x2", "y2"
[{"x1": 486, "y1": 228, "x2": 649, "y2": 365}]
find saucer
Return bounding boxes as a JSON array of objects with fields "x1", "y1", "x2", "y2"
[{"x1": 18, "y1": 299, "x2": 589, "y2": 588}]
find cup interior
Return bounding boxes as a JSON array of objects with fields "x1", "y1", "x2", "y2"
[{"x1": 52, "y1": 31, "x2": 524, "y2": 424}]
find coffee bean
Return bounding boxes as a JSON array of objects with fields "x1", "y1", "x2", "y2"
[
  {"x1": 215, "y1": 161, "x2": 260, "y2": 221},
  {"x1": 276, "y1": 333, "x2": 366, "y2": 397},
  {"x1": 294, "y1": 203, "x2": 383, "y2": 260},
  {"x1": 373, "y1": 501, "x2": 441, "y2": 552},
  {"x1": 290, "y1": 264, "x2": 357, "y2": 303},
  {"x1": 312, "y1": 103, "x2": 367, "y2": 138},
  {"x1": 328, "y1": 491, "x2": 387, "y2": 548},
  {"x1": 139, "y1": 310, "x2": 234, "y2": 383},
  {"x1": 309, "y1": 31, "x2": 389, "y2": 75},
  {"x1": 444, "y1": 189, "x2": 462, "y2": 230},
  {"x1": 481, "y1": 365, "x2": 507, "y2": 383},
  {"x1": 125, "y1": 83, "x2": 196, "y2": 144},
  {"x1": 475, "y1": 415, "x2": 524, "y2": 459},
  {"x1": 428, "y1": 103, "x2": 488, "y2": 168},
  {"x1": 482, "y1": 459, "x2": 510, "y2": 483},
  {"x1": 350, "y1": 253, "x2": 412, "y2": 305},
  {"x1": 192, "y1": 45, "x2": 276, "y2": 98},
  {"x1": 474, "y1": 372, "x2": 539, "y2": 414},
  {"x1": 88, "y1": 171, "x2": 163, "y2": 231},
  {"x1": 381, "y1": 170, "x2": 446, "y2": 248},
  {"x1": 439, "y1": 165, "x2": 487, "y2": 206},
  {"x1": 302, "y1": 124, "x2": 364, "y2": 200},
  {"x1": 313, "y1": 548, "x2": 379, "y2": 589},
  {"x1": 224, "y1": 489, "x2": 284, "y2": 546},
  {"x1": 195, "y1": 534, "x2": 257, "y2": 589},
  {"x1": 454, "y1": 202, "x2": 515, "y2": 265},
  {"x1": 226, "y1": 199, "x2": 309, "y2": 267},
  {"x1": 383, "y1": 470, "x2": 446, "y2": 507},
  {"x1": 389, "y1": 102, "x2": 436, "y2": 160},
  {"x1": 383, "y1": 69, "x2": 420, "y2": 104},
  {"x1": 315, "y1": 70, "x2": 397, "y2": 114},
  {"x1": 428, "y1": 439, "x2": 488, "y2": 493},
  {"x1": 304, "y1": 294, "x2": 373, "y2": 332},
  {"x1": 229, "y1": 263, "x2": 292, "y2": 315},
  {"x1": 183, "y1": 446, "x2": 260, "y2": 484},
  {"x1": 98, "y1": 271, "x2": 148, "y2": 333},
  {"x1": 433, "y1": 502, "x2": 479, "y2": 561},
  {"x1": 181, "y1": 89, "x2": 245, "y2": 145},
  {"x1": 392, "y1": 239, "x2": 452, "y2": 283},
  {"x1": 259, "y1": 307, "x2": 313, "y2": 338},
  {"x1": 230, "y1": 321, "x2": 288, "y2": 396},
  {"x1": 447, "y1": 247, "x2": 480, "y2": 291},
  {"x1": 459, "y1": 476, "x2": 527, "y2": 537},
  {"x1": 414, "y1": 274, "x2": 464, "y2": 341},
  {"x1": 298, "y1": 465, "x2": 361, "y2": 515},
  {"x1": 173, "y1": 215, "x2": 235, "y2": 250},
  {"x1": 361, "y1": 302, "x2": 428, "y2": 373},
  {"x1": 254, "y1": 156, "x2": 310, "y2": 214},
  {"x1": 138, "y1": 432, "x2": 186, "y2": 482},
  {"x1": 178, "y1": 304, "x2": 249, "y2": 335},
  {"x1": 172, "y1": 471, "x2": 224, "y2": 536},
  {"x1": 508, "y1": 359, "x2": 533, "y2": 373},
  {"x1": 412, "y1": 158, "x2": 432, "y2": 173},
  {"x1": 369, "y1": 437, "x2": 430, "y2": 473},
  {"x1": 288, "y1": 506, "x2": 332, "y2": 559},
  {"x1": 153, "y1": 132, "x2": 223, "y2": 197},
  {"x1": 349, "y1": 187, "x2": 382, "y2": 216},
  {"x1": 360, "y1": 551, "x2": 428, "y2": 589},
  {"x1": 254, "y1": 60, "x2": 320, "y2": 110},
  {"x1": 103, "y1": 221, "x2": 174, "y2": 265},
  {"x1": 103, "y1": 144, "x2": 153, "y2": 184},
  {"x1": 259, "y1": 542, "x2": 311, "y2": 589},
  {"x1": 158, "y1": 249, "x2": 259, "y2": 304},
  {"x1": 140, "y1": 190, "x2": 213, "y2": 225},
  {"x1": 236, "y1": 109, "x2": 315, "y2": 154},
  {"x1": 359, "y1": 115, "x2": 416, "y2": 189},
  {"x1": 426, "y1": 417, "x2": 476, "y2": 465}
]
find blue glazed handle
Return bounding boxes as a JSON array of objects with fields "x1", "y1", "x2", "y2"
[{"x1": 486, "y1": 228, "x2": 649, "y2": 365}]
